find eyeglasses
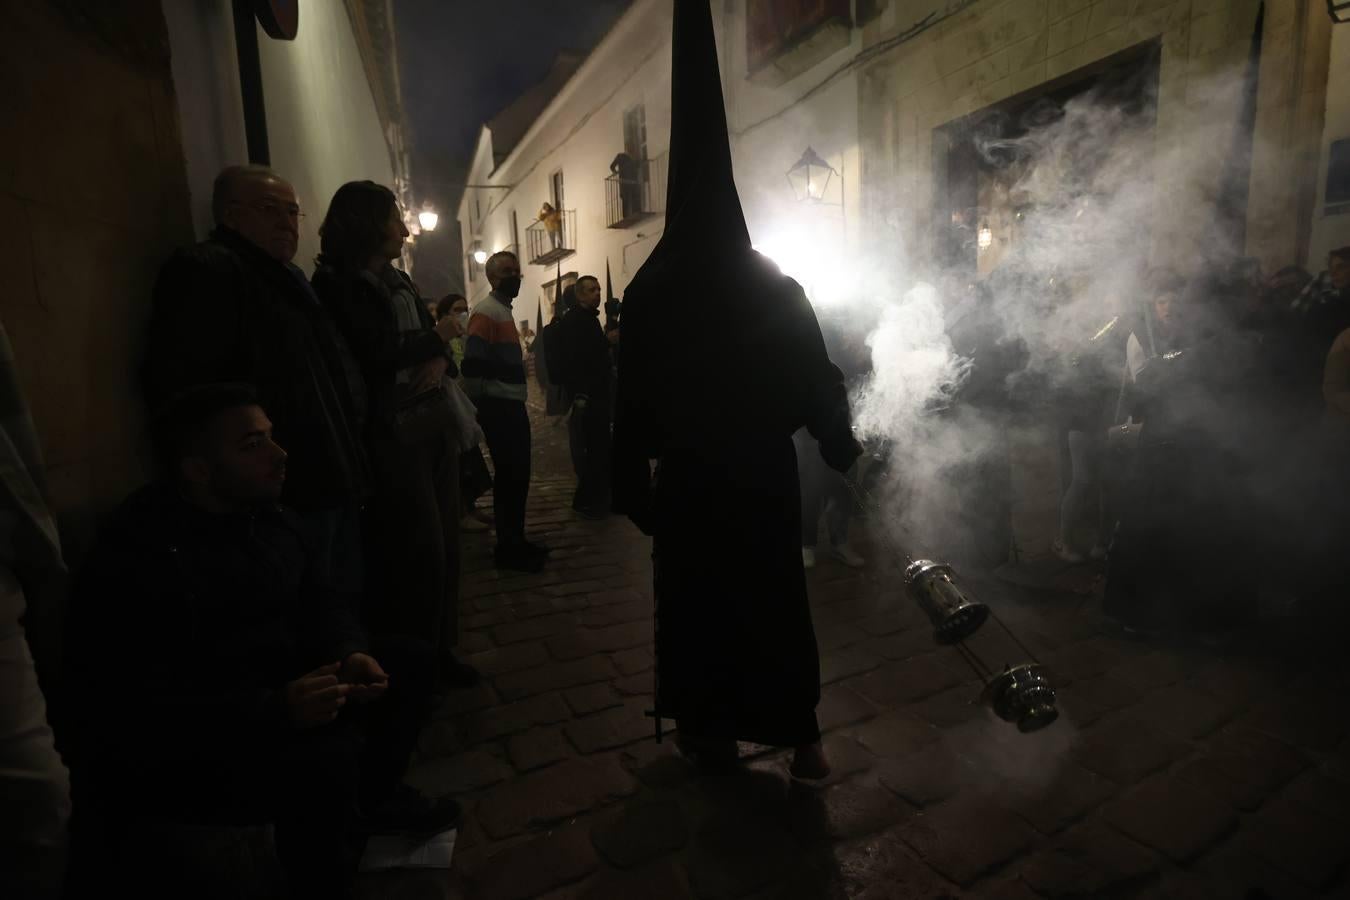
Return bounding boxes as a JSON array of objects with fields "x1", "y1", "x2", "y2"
[{"x1": 237, "y1": 201, "x2": 305, "y2": 221}]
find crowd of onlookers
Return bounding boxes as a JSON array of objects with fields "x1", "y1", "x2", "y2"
[
  {"x1": 987, "y1": 246, "x2": 1350, "y2": 636},
  {"x1": 3, "y1": 164, "x2": 592, "y2": 899}
]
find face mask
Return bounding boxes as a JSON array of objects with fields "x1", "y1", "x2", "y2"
[{"x1": 497, "y1": 276, "x2": 522, "y2": 299}]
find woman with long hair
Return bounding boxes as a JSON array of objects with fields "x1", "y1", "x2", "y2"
[{"x1": 311, "y1": 181, "x2": 478, "y2": 689}]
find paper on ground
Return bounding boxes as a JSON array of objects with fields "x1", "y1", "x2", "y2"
[{"x1": 359, "y1": 828, "x2": 457, "y2": 871}]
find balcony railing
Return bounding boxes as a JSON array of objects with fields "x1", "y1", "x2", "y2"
[
  {"x1": 525, "y1": 211, "x2": 576, "y2": 266},
  {"x1": 605, "y1": 152, "x2": 668, "y2": 229}
]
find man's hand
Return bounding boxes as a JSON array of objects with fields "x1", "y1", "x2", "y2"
[
  {"x1": 413, "y1": 356, "x2": 449, "y2": 393},
  {"x1": 284, "y1": 662, "x2": 352, "y2": 729},
  {"x1": 339, "y1": 652, "x2": 389, "y2": 705}
]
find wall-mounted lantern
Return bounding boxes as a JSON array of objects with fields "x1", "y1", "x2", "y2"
[{"x1": 787, "y1": 146, "x2": 837, "y2": 203}]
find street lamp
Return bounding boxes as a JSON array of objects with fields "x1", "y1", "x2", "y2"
[
  {"x1": 786, "y1": 147, "x2": 837, "y2": 203},
  {"x1": 418, "y1": 207, "x2": 440, "y2": 232}
]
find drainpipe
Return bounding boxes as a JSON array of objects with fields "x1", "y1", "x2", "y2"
[{"x1": 232, "y1": 0, "x2": 271, "y2": 165}]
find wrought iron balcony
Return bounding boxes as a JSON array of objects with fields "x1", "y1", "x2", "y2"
[
  {"x1": 605, "y1": 152, "x2": 668, "y2": 229},
  {"x1": 525, "y1": 211, "x2": 576, "y2": 266}
]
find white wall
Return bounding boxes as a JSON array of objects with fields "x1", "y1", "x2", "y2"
[
  {"x1": 720, "y1": 0, "x2": 860, "y2": 307},
  {"x1": 163, "y1": 0, "x2": 397, "y2": 269},
  {"x1": 459, "y1": 0, "x2": 674, "y2": 329},
  {"x1": 162, "y1": 0, "x2": 248, "y2": 240},
  {"x1": 258, "y1": 0, "x2": 397, "y2": 269},
  {"x1": 1309, "y1": 22, "x2": 1350, "y2": 268},
  {"x1": 455, "y1": 0, "x2": 864, "y2": 324}
]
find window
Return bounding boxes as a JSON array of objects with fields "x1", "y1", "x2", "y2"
[
  {"x1": 551, "y1": 170, "x2": 565, "y2": 209},
  {"x1": 623, "y1": 104, "x2": 648, "y2": 162}
]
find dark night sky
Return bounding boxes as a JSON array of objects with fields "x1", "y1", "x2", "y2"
[{"x1": 394, "y1": 0, "x2": 635, "y2": 209}]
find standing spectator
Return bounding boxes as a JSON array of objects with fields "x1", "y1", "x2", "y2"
[
  {"x1": 63, "y1": 384, "x2": 457, "y2": 900},
  {"x1": 143, "y1": 165, "x2": 368, "y2": 597},
  {"x1": 797, "y1": 314, "x2": 868, "y2": 568},
  {"x1": 311, "y1": 181, "x2": 478, "y2": 689},
  {"x1": 558, "y1": 275, "x2": 612, "y2": 517},
  {"x1": 1287, "y1": 247, "x2": 1350, "y2": 423},
  {"x1": 1291, "y1": 246, "x2": 1350, "y2": 345},
  {"x1": 538, "y1": 203, "x2": 562, "y2": 251},
  {"x1": 1325, "y1": 326, "x2": 1350, "y2": 432},
  {"x1": 0, "y1": 320, "x2": 69, "y2": 900},
  {"x1": 464, "y1": 251, "x2": 549, "y2": 572},
  {"x1": 438, "y1": 294, "x2": 495, "y2": 534}
]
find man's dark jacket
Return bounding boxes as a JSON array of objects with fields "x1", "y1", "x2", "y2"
[
  {"x1": 143, "y1": 228, "x2": 368, "y2": 511},
  {"x1": 63, "y1": 484, "x2": 368, "y2": 772},
  {"x1": 558, "y1": 304, "x2": 611, "y2": 402}
]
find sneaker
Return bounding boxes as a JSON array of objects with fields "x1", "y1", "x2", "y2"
[
  {"x1": 828, "y1": 544, "x2": 865, "y2": 568},
  {"x1": 460, "y1": 514, "x2": 489, "y2": 533},
  {"x1": 802, "y1": 547, "x2": 816, "y2": 569},
  {"x1": 495, "y1": 545, "x2": 545, "y2": 573},
  {"x1": 361, "y1": 784, "x2": 461, "y2": 838}
]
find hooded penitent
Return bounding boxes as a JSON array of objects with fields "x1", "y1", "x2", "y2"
[{"x1": 612, "y1": 0, "x2": 859, "y2": 749}]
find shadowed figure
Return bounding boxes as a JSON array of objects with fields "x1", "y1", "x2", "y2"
[{"x1": 611, "y1": 0, "x2": 860, "y2": 776}]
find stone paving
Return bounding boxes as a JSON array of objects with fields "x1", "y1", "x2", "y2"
[{"x1": 359, "y1": 395, "x2": 1350, "y2": 900}]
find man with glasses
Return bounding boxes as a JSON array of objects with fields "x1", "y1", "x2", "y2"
[{"x1": 144, "y1": 165, "x2": 370, "y2": 599}]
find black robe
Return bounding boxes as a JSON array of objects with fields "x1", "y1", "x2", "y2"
[{"x1": 615, "y1": 254, "x2": 857, "y2": 746}]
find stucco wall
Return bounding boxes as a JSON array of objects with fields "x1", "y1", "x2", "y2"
[
  {"x1": 1308, "y1": 20, "x2": 1350, "y2": 267},
  {"x1": 458, "y1": 0, "x2": 675, "y2": 329},
  {"x1": 165, "y1": 0, "x2": 397, "y2": 268},
  {"x1": 257, "y1": 0, "x2": 398, "y2": 269},
  {"x1": 857, "y1": 0, "x2": 1334, "y2": 275},
  {"x1": 1, "y1": 0, "x2": 196, "y2": 555}
]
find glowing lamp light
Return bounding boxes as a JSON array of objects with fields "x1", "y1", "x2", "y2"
[
  {"x1": 787, "y1": 146, "x2": 836, "y2": 203},
  {"x1": 470, "y1": 239, "x2": 489, "y2": 266},
  {"x1": 418, "y1": 208, "x2": 440, "y2": 232},
  {"x1": 977, "y1": 225, "x2": 993, "y2": 251}
]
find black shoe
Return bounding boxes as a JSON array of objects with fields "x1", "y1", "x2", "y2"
[
  {"x1": 495, "y1": 545, "x2": 546, "y2": 572},
  {"x1": 361, "y1": 785, "x2": 461, "y2": 837},
  {"x1": 440, "y1": 655, "x2": 481, "y2": 689},
  {"x1": 522, "y1": 539, "x2": 552, "y2": 556}
]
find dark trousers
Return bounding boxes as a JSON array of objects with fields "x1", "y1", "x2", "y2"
[
  {"x1": 793, "y1": 429, "x2": 849, "y2": 547},
  {"x1": 365, "y1": 427, "x2": 461, "y2": 659},
  {"x1": 569, "y1": 398, "x2": 612, "y2": 512},
  {"x1": 477, "y1": 397, "x2": 531, "y2": 549},
  {"x1": 67, "y1": 636, "x2": 433, "y2": 900}
]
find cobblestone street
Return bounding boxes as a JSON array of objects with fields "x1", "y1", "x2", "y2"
[{"x1": 364, "y1": 396, "x2": 1350, "y2": 900}]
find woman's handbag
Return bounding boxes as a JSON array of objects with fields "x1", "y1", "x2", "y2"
[{"x1": 392, "y1": 385, "x2": 456, "y2": 447}]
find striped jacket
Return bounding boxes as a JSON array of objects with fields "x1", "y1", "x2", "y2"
[{"x1": 463, "y1": 292, "x2": 527, "y2": 403}]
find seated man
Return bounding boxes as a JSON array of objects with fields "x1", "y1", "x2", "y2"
[{"x1": 63, "y1": 383, "x2": 456, "y2": 899}]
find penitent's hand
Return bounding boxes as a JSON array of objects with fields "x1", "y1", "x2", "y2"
[
  {"x1": 285, "y1": 662, "x2": 352, "y2": 729},
  {"x1": 339, "y1": 652, "x2": 389, "y2": 705}
]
